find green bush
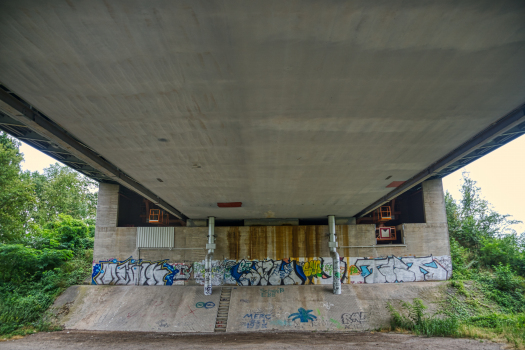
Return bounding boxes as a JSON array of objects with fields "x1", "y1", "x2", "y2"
[
  {"x1": 0, "y1": 215, "x2": 94, "y2": 337},
  {"x1": 479, "y1": 237, "x2": 525, "y2": 276},
  {"x1": 493, "y1": 264, "x2": 523, "y2": 292},
  {"x1": 388, "y1": 299, "x2": 460, "y2": 337},
  {"x1": 0, "y1": 244, "x2": 72, "y2": 283},
  {"x1": 38, "y1": 215, "x2": 93, "y2": 252},
  {"x1": 0, "y1": 251, "x2": 92, "y2": 337}
]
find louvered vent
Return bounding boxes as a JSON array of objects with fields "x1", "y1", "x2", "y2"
[{"x1": 137, "y1": 227, "x2": 174, "y2": 248}]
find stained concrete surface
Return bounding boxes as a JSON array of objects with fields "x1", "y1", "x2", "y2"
[
  {"x1": 0, "y1": 330, "x2": 505, "y2": 350},
  {"x1": 227, "y1": 283, "x2": 444, "y2": 332},
  {"x1": 52, "y1": 283, "x2": 446, "y2": 333},
  {"x1": 1, "y1": 1, "x2": 524, "y2": 219},
  {"x1": 53, "y1": 285, "x2": 221, "y2": 332}
]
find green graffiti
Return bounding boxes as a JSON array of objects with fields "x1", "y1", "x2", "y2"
[
  {"x1": 349, "y1": 264, "x2": 360, "y2": 276},
  {"x1": 330, "y1": 318, "x2": 343, "y2": 329}
]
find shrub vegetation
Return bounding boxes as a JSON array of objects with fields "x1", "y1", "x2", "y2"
[
  {"x1": 0, "y1": 132, "x2": 96, "y2": 337},
  {"x1": 388, "y1": 173, "x2": 525, "y2": 348}
]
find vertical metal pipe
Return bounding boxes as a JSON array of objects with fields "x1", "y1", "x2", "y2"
[
  {"x1": 328, "y1": 215, "x2": 341, "y2": 295},
  {"x1": 204, "y1": 217, "x2": 215, "y2": 295},
  {"x1": 208, "y1": 217, "x2": 215, "y2": 247},
  {"x1": 329, "y1": 215, "x2": 336, "y2": 243}
]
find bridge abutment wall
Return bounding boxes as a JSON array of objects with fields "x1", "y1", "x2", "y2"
[{"x1": 92, "y1": 180, "x2": 451, "y2": 286}]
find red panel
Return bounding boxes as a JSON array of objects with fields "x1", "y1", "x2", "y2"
[
  {"x1": 386, "y1": 181, "x2": 405, "y2": 188},
  {"x1": 217, "y1": 202, "x2": 242, "y2": 208}
]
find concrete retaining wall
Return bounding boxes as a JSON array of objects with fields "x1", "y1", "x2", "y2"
[
  {"x1": 91, "y1": 254, "x2": 452, "y2": 286},
  {"x1": 227, "y1": 283, "x2": 446, "y2": 331},
  {"x1": 92, "y1": 179, "x2": 451, "y2": 287},
  {"x1": 52, "y1": 283, "x2": 448, "y2": 332},
  {"x1": 94, "y1": 223, "x2": 450, "y2": 263},
  {"x1": 53, "y1": 285, "x2": 220, "y2": 332}
]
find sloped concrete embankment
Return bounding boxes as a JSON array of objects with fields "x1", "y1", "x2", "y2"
[
  {"x1": 51, "y1": 285, "x2": 221, "y2": 332},
  {"x1": 51, "y1": 282, "x2": 447, "y2": 333}
]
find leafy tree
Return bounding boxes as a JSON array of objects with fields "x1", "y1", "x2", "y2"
[
  {"x1": 479, "y1": 235, "x2": 525, "y2": 276},
  {"x1": 0, "y1": 244, "x2": 72, "y2": 284},
  {"x1": 446, "y1": 172, "x2": 521, "y2": 250},
  {"x1": 0, "y1": 133, "x2": 35, "y2": 242},
  {"x1": 36, "y1": 214, "x2": 93, "y2": 252},
  {"x1": 30, "y1": 163, "x2": 98, "y2": 228},
  {"x1": 446, "y1": 172, "x2": 525, "y2": 277},
  {"x1": 0, "y1": 134, "x2": 97, "y2": 337}
]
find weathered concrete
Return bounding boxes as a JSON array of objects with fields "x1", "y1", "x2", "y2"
[
  {"x1": 93, "y1": 184, "x2": 133, "y2": 262},
  {"x1": 92, "y1": 180, "x2": 452, "y2": 288},
  {"x1": 187, "y1": 219, "x2": 208, "y2": 227},
  {"x1": 51, "y1": 283, "x2": 447, "y2": 333},
  {"x1": 423, "y1": 179, "x2": 448, "y2": 225},
  {"x1": 94, "y1": 227, "x2": 139, "y2": 262},
  {"x1": 1, "y1": 1, "x2": 524, "y2": 219},
  {"x1": 94, "y1": 223, "x2": 449, "y2": 263},
  {"x1": 52, "y1": 285, "x2": 220, "y2": 332},
  {"x1": 228, "y1": 283, "x2": 446, "y2": 331},
  {"x1": 402, "y1": 223, "x2": 450, "y2": 257},
  {"x1": 336, "y1": 217, "x2": 357, "y2": 225},
  {"x1": 95, "y1": 184, "x2": 119, "y2": 227}
]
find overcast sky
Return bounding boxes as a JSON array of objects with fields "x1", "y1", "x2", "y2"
[{"x1": 18, "y1": 135, "x2": 525, "y2": 233}]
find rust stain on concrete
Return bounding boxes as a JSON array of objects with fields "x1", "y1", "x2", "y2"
[
  {"x1": 291, "y1": 226, "x2": 300, "y2": 258},
  {"x1": 227, "y1": 227, "x2": 240, "y2": 260},
  {"x1": 249, "y1": 226, "x2": 268, "y2": 260}
]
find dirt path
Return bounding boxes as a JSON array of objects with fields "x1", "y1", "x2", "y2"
[{"x1": 1, "y1": 330, "x2": 504, "y2": 349}]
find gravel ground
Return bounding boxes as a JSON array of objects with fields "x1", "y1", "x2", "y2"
[{"x1": 0, "y1": 330, "x2": 505, "y2": 350}]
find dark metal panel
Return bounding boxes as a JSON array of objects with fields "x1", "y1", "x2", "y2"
[{"x1": 0, "y1": 113, "x2": 25, "y2": 126}]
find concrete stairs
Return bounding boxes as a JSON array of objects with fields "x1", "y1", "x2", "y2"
[{"x1": 214, "y1": 287, "x2": 232, "y2": 332}]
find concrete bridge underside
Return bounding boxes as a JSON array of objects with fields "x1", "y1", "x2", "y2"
[{"x1": 0, "y1": 0, "x2": 525, "y2": 220}]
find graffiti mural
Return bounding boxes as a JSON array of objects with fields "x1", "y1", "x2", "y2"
[
  {"x1": 260, "y1": 287, "x2": 284, "y2": 297},
  {"x1": 92, "y1": 257, "x2": 192, "y2": 286},
  {"x1": 289, "y1": 308, "x2": 317, "y2": 322},
  {"x1": 231, "y1": 259, "x2": 306, "y2": 286},
  {"x1": 194, "y1": 260, "x2": 238, "y2": 286},
  {"x1": 92, "y1": 255, "x2": 451, "y2": 286},
  {"x1": 196, "y1": 301, "x2": 215, "y2": 309},
  {"x1": 341, "y1": 312, "x2": 367, "y2": 327},
  {"x1": 247, "y1": 305, "x2": 367, "y2": 331},
  {"x1": 349, "y1": 255, "x2": 451, "y2": 284},
  {"x1": 193, "y1": 258, "x2": 347, "y2": 286},
  {"x1": 241, "y1": 312, "x2": 272, "y2": 329}
]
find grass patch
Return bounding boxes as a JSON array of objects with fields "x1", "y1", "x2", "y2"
[
  {"x1": 388, "y1": 293, "x2": 525, "y2": 349},
  {"x1": 388, "y1": 299, "x2": 460, "y2": 337}
]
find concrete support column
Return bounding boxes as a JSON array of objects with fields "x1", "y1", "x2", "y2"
[
  {"x1": 95, "y1": 183, "x2": 119, "y2": 227},
  {"x1": 422, "y1": 179, "x2": 447, "y2": 224},
  {"x1": 93, "y1": 183, "x2": 119, "y2": 261},
  {"x1": 204, "y1": 217, "x2": 216, "y2": 295},
  {"x1": 328, "y1": 215, "x2": 341, "y2": 295}
]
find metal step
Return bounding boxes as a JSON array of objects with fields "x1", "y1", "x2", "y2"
[{"x1": 214, "y1": 287, "x2": 232, "y2": 333}]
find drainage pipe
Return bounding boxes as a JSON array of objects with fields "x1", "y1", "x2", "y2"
[
  {"x1": 204, "y1": 217, "x2": 215, "y2": 296},
  {"x1": 328, "y1": 215, "x2": 341, "y2": 295}
]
